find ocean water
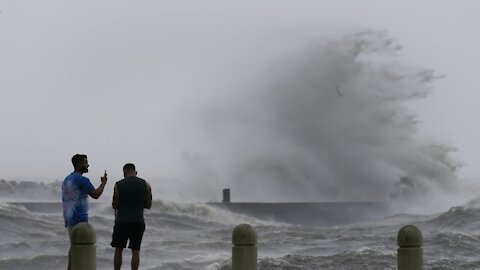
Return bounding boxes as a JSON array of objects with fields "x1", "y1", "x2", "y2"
[{"x1": 2, "y1": 197, "x2": 480, "y2": 270}]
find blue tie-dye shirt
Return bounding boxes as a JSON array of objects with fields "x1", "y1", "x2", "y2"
[{"x1": 62, "y1": 172, "x2": 95, "y2": 227}]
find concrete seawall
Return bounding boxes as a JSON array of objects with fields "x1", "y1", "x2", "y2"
[{"x1": 208, "y1": 202, "x2": 391, "y2": 226}]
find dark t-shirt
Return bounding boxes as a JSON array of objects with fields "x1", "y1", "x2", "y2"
[{"x1": 115, "y1": 176, "x2": 148, "y2": 224}]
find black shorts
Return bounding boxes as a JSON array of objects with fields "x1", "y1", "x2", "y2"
[{"x1": 110, "y1": 222, "x2": 146, "y2": 251}]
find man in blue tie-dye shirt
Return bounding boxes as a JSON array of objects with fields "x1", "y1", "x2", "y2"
[{"x1": 62, "y1": 154, "x2": 107, "y2": 270}]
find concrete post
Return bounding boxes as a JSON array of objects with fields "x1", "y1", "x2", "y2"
[
  {"x1": 397, "y1": 224, "x2": 423, "y2": 270},
  {"x1": 71, "y1": 222, "x2": 97, "y2": 270},
  {"x1": 223, "y1": 188, "x2": 231, "y2": 203},
  {"x1": 232, "y1": 223, "x2": 257, "y2": 270}
]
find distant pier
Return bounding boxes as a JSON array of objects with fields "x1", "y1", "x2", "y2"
[
  {"x1": 208, "y1": 188, "x2": 391, "y2": 226},
  {"x1": 208, "y1": 201, "x2": 390, "y2": 226}
]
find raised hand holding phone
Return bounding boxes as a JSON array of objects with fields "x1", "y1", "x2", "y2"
[{"x1": 101, "y1": 170, "x2": 108, "y2": 184}]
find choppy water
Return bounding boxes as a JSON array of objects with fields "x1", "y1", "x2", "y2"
[{"x1": 2, "y1": 197, "x2": 480, "y2": 270}]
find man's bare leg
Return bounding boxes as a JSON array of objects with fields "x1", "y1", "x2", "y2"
[
  {"x1": 114, "y1": 248, "x2": 123, "y2": 270},
  {"x1": 131, "y1": 250, "x2": 140, "y2": 270},
  {"x1": 67, "y1": 228, "x2": 72, "y2": 270},
  {"x1": 67, "y1": 250, "x2": 71, "y2": 270}
]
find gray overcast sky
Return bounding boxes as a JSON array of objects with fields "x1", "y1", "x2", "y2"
[{"x1": 1, "y1": 1, "x2": 479, "y2": 202}]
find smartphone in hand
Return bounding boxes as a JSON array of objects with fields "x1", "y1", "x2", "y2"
[{"x1": 101, "y1": 170, "x2": 108, "y2": 184}]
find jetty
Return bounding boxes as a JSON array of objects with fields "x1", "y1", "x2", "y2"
[{"x1": 207, "y1": 189, "x2": 391, "y2": 226}]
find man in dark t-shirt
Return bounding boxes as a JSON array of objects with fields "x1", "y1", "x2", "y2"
[{"x1": 111, "y1": 163, "x2": 152, "y2": 270}]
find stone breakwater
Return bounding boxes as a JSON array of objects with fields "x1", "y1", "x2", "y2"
[{"x1": 208, "y1": 202, "x2": 390, "y2": 226}]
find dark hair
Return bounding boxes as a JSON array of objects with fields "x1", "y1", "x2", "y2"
[
  {"x1": 71, "y1": 154, "x2": 87, "y2": 168},
  {"x1": 123, "y1": 163, "x2": 136, "y2": 172}
]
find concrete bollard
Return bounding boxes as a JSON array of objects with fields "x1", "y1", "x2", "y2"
[
  {"x1": 397, "y1": 224, "x2": 423, "y2": 270},
  {"x1": 232, "y1": 223, "x2": 257, "y2": 270},
  {"x1": 71, "y1": 222, "x2": 97, "y2": 270}
]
